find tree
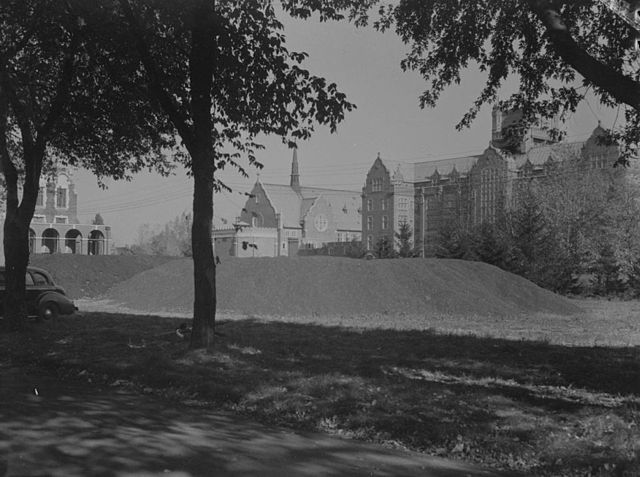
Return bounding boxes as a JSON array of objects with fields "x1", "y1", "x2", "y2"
[
  {"x1": 375, "y1": 236, "x2": 396, "y2": 258},
  {"x1": 435, "y1": 219, "x2": 471, "y2": 259},
  {"x1": 0, "y1": 1, "x2": 173, "y2": 330},
  {"x1": 136, "y1": 212, "x2": 192, "y2": 257},
  {"x1": 86, "y1": 1, "x2": 359, "y2": 348},
  {"x1": 394, "y1": 221, "x2": 414, "y2": 257},
  {"x1": 92, "y1": 213, "x2": 104, "y2": 225},
  {"x1": 373, "y1": 1, "x2": 640, "y2": 161},
  {"x1": 468, "y1": 222, "x2": 512, "y2": 270}
]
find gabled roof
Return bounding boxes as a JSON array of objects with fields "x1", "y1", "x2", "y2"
[
  {"x1": 298, "y1": 186, "x2": 361, "y2": 231},
  {"x1": 300, "y1": 197, "x2": 316, "y2": 219},
  {"x1": 413, "y1": 155, "x2": 480, "y2": 181},
  {"x1": 261, "y1": 183, "x2": 304, "y2": 228},
  {"x1": 516, "y1": 141, "x2": 585, "y2": 168},
  {"x1": 260, "y1": 183, "x2": 361, "y2": 231}
]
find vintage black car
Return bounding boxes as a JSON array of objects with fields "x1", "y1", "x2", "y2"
[{"x1": 0, "y1": 266, "x2": 77, "y2": 320}]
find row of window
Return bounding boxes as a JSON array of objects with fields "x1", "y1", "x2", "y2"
[
  {"x1": 366, "y1": 215, "x2": 389, "y2": 230},
  {"x1": 336, "y1": 232, "x2": 360, "y2": 242},
  {"x1": 32, "y1": 215, "x2": 69, "y2": 224},
  {"x1": 36, "y1": 187, "x2": 68, "y2": 209},
  {"x1": 366, "y1": 197, "x2": 414, "y2": 211},
  {"x1": 366, "y1": 198, "x2": 390, "y2": 211},
  {"x1": 366, "y1": 234, "x2": 389, "y2": 250}
]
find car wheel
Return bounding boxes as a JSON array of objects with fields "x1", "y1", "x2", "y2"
[{"x1": 39, "y1": 302, "x2": 59, "y2": 321}]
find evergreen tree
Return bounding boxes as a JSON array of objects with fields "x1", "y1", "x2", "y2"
[
  {"x1": 375, "y1": 236, "x2": 396, "y2": 259},
  {"x1": 435, "y1": 220, "x2": 471, "y2": 259},
  {"x1": 395, "y1": 221, "x2": 414, "y2": 258}
]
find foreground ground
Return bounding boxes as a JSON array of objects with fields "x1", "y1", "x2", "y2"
[
  {"x1": 1, "y1": 298, "x2": 639, "y2": 476},
  {"x1": 0, "y1": 365, "x2": 504, "y2": 477}
]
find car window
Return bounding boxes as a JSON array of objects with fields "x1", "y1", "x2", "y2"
[
  {"x1": 32, "y1": 272, "x2": 48, "y2": 286},
  {"x1": 25, "y1": 273, "x2": 34, "y2": 286}
]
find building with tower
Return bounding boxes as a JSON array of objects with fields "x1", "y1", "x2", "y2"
[
  {"x1": 213, "y1": 149, "x2": 362, "y2": 258},
  {"x1": 362, "y1": 107, "x2": 629, "y2": 255},
  {"x1": 0, "y1": 168, "x2": 111, "y2": 260}
]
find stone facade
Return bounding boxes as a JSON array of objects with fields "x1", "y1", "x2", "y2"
[
  {"x1": 0, "y1": 169, "x2": 112, "y2": 257},
  {"x1": 363, "y1": 108, "x2": 627, "y2": 255}
]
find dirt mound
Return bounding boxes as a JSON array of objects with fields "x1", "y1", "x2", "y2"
[
  {"x1": 101, "y1": 257, "x2": 580, "y2": 317},
  {"x1": 31, "y1": 254, "x2": 176, "y2": 299}
]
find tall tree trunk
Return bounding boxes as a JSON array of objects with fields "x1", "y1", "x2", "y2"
[
  {"x1": 187, "y1": 3, "x2": 215, "y2": 349},
  {"x1": 189, "y1": 146, "x2": 215, "y2": 349},
  {"x1": 0, "y1": 89, "x2": 29, "y2": 331},
  {"x1": 3, "y1": 210, "x2": 30, "y2": 331}
]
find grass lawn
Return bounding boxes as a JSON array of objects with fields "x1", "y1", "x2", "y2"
[{"x1": 1, "y1": 298, "x2": 639, "y2": 476}]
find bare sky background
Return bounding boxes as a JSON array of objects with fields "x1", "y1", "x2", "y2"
[{"x1": 74, "y1": 10, "x2": 616, "y2": 247}]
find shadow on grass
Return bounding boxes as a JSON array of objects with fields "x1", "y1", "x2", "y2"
[
  {"x1": 2, "y1": 312, "x2": 640, "y2": 476},
  {"x1": 0, "y1": 368, "x2": 504, "y2": 477}
]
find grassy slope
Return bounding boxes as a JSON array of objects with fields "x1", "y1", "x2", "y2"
[{"x1": 100, "y1": 256, "x2": 580, "y2": 317}]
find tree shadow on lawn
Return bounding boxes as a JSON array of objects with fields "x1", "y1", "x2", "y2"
[
  {"x1": 5, "y1": 313, "x2": 640, "y2": 475},
  {"x1": 0, "y1": 372, "x2": 505, "y2": 477}
]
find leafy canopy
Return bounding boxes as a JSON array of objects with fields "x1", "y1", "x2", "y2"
[{"x1": 371, "y1": 1, "x2": 640, "y2": 162}]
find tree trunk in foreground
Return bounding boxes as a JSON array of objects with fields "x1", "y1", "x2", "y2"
[
  {"x1": 189, "y1": 147, "x2": 216, "y2": 349},
  {"x1": 2, "y1": 212, "x2": 30, "y2": 331},
  {"x1": 187, "y1": 5, "x2": 215, "y2": 350}
]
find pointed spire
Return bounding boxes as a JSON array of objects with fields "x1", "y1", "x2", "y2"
[{"x1": 290, "y1": 147, "x2": 300, "y2": 189}]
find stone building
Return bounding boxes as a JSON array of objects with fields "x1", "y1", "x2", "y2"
[
  {"x1": 0, "y1": 169, "x2": 112, "y2": 257},
  {"x1": 362, "y1": 107, "x2": 625, "y2": 255},
  {"x1": 214, "y1": 149, "x2": 362, "y2": 258}
]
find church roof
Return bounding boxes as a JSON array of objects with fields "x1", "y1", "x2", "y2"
[
  {"x1": 261, "y1": 183, "x2": 361, "y2": 231},
  {"x1": 261, "y1": 183, "x2": 304, "y2": 228}
]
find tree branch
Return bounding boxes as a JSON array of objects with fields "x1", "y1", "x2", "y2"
[
  {"x1": 119, "y1": 0, "x2": 195, "y2": 147},
  {"x1": 0, "y1": 88, "x2": 19, "y2": 215},
  {"x1": 526, "y1": 0, "x2": 640, "y2": 109},
  {"x1": 35, "y1": 23, "x2": 81, "y2": 153}
]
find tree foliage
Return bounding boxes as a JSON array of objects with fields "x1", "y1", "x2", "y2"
[
  {"x1": 375, "y1": 236, "x2": 396, "y2": 259},
  {"x1": 372, "y1": 0, "x2": 640, "y2": 162},
  {"x1": 134, "y1": 212, "x2": 192, "y2": 257},
  {"x1": 0, "y1": 0, "x2": 173, "y2": 330},
  {"x1": 394, "y1": 220, "x2": 415, "y2": 257},
  {"x1": 87, "y1": 0, "x2": 358, "y2": 348},
  {"x1": 433, "y1": 160, "x2": 640, "y2": 295}
]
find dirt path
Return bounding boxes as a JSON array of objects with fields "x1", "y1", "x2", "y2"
[{"x1": 0, "y1": 364, "x2": 513, "y2": 477}]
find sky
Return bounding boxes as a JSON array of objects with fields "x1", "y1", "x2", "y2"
[{"x1": 73, "y1": 9, "x2": 617, "y2": 247}]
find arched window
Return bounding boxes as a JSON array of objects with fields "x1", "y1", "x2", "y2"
[
  {"x1": 88, "y1": 230, "x2": 105, "y2": 255},
  {"x1": 42, "y1": 228, "x2": 59, "y2": 254}
]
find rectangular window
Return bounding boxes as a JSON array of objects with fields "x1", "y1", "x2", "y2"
[
  {"x1": 382, "y1": 215, "x2": 388, "y2": 229},
  {"x1": 367, "y1": 199, "x2": 373, "y2": 211},
  {"x1": 381, "y1": 199, "x2": 387, "y2": 210},
  {"x1": 55, "y1": 216, "x2": 68, "y2": 224},
  {"x1": 367, "y1": 215, "x2": 373, "y2": 231},
  {"x1": 36, "y1": 187, "x2": 44, "y2": 207},
  {"x1": 56, "y1": 187, "x2": 67, "y2": 208},
  {"x1": 32, "y1": 215, "x2": 46, "y2": 224},
  {"x1": 367, "y1": 235, "x2": 373, "y2": 250}
]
